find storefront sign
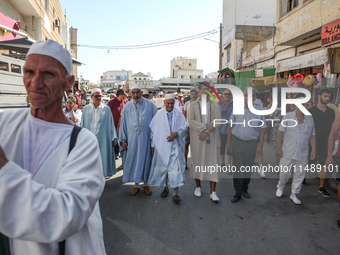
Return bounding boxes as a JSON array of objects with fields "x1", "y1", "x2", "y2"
[{"x1": 321, "y1": 18, "x2": 340, "y2": 47}]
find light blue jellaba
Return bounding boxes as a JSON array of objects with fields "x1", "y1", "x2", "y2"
[
  {"x1": 81, "y1": 104, "x2": 117, "y2": 177},
  {"x1": 119, "y1": 97, "x2": 158, "y2": 183}
]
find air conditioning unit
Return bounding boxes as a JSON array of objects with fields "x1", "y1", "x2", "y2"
[{"x1": 55, "y1": 20, "x2": 60, "y2": 28}]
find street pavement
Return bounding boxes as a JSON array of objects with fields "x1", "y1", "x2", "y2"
[{"x1": 100, "y1": 142, "x2": 340, "y2": 255}]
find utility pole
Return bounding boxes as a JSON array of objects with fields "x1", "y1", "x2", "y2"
[{"x1": 219, "y1": 23, "x2": 222, "y2": 70}]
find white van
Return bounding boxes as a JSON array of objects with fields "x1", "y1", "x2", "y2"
[{"x1": 0, "y1": 55, "x2": 28, "y2": 111}]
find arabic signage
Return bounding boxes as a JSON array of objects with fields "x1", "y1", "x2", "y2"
[
  {"x1": 0, "y1": 13, "x2": 20, "y2": 41},
  {"x1": 321, "y1": 18, "x2": 340, "y2": 47}
]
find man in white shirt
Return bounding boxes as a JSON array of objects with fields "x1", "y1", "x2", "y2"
[
  {"x1": 0, "y1": 39, "x2": 106, "y2": 254},
  {"x1": 276, "y1": 100, "x2": 316, "y2": 205}
]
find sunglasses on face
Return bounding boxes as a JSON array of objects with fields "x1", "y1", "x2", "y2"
[
  {"x1": 94, "y1": 95, "x2": 102, "y2": 98},
  {"x1": 223, "y1": 93, "x2": 231, "y2": 96},
  {"x1": 66, "y1": 102, "x2": 74, "y2": 105}
]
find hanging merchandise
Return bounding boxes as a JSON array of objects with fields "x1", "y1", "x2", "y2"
[
  {"x1": 287, "y1": 73, "x2": 306, "y2": 87},
  {"x1": 314, "y1": 73, "x2": 322, "y2": 88},
  {"x1": 303, "y1": 74, "x2": 315, "y2": 86}
]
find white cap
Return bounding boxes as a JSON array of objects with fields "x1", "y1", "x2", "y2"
[
  {"x1": 159, "y1": 91, "x2": 164, "y2": 95},
  {"x1": 131, "y1": 84, "x2": 141, "y2": 90},
  {"x1": 26, "y1": 39, "x2": 72, "y2": 74},
  {"x1": 165, "y1": 94, "x2": 175, "y2": 100},
  {"x1": 142, "y1": 88, "x2": 148, "y2": 95},
  {"x1": 91, "y1": 88, "x2": 101, "y2": 95}
]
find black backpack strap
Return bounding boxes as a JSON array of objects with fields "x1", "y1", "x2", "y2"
[
  {"x1": 58, "y1": 125, "x2": 82, "y2": 255},
  {"x1": 0, "y1": 233, "x2": 10, "y2": 255},
  {"x1": 68, "y1": 125, "x2": 82, "y2": 155}
]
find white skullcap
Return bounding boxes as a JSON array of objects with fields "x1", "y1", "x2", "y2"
[
  {"x1": 142, "y1": 88, "x2": 149, "y2": 95},
  {"x1": 91, "y1": 88, "x2": 101, "y2": 95},
  {"x1": 165, "y1": 94, "x2": 175, "y2": 100},
  {"x1": 26, "y1": 39, "x2": 72, "y2": 74},
  {"x1": 159, "y1": 91, "x2": 164, "y2": 95},
  {"x1": 131, "y1": 84, "x2": 141, "y2": 90}
]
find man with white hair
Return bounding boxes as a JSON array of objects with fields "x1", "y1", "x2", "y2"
[
  {"x1": 148, "y1": 94, "x2": 187, "y2": 202},
  {"x1": 119, "y1": 84, "x2": 158, "y2": 195},
  {"x1": 276, "y1": 100, "x2": 316, "y2": 205},
  {"x1": 82, "y1": 88, "x2": 118, "y2": 178},
  {"x1": 0, "y1": 39, "x2": 106, "y2": 254}
]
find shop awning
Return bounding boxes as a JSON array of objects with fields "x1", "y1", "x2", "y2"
[
  {"x1": 250, "y1": 76, "x2": 274, "y2": 86},
  {"x1": 276, "y1": 49, "x2": 329, "y2": 73},
  {"x1": 273, "y1": 78, "x2": 288, "y2": 84}
]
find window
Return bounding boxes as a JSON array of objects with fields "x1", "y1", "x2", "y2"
[
  {"x1": 45, "y1": 0, "x2": 49, "y2": 14},
  {"x1": 189, "y1": 63, "x2": 192, "y2": 66},
  {"x1": 143, "y1": 78, "x2": 146, "y2": 80},
  {"x1": 0, "y1": 61, "x2": 9, "y2": 72},
  {"x1": 198, "y1": 76, "x2": 201, "y2": 79},
  {"x1": 181, "y1": 75, "x2": 184, "y2": 78},
  {"x1": 11, "y1": 64, "x2": 21, "y2": 74},
  {"x1": 189, "y1": 75, "x2": 193, "y2": 79},
  {"x1": 139, "y1": 78, "x2": 141, "y2": 80},
  {"x1": 281, "y1": 0, "x2": 299, "y2": 16},
  {"x1": 116, "y1": 76, "x2": 121, "y2": 80},
  {"x1": 227, "y1": 50, "x2": 231, "y2": 63}
]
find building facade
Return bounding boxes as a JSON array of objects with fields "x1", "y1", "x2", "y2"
[{"x1": 170, "y1": 57, "x2": 203, "y2": 79}]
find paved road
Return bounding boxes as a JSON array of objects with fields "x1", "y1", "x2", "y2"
[{"x1": 100, "y1": 142, "x2": 340, "y2": 255}]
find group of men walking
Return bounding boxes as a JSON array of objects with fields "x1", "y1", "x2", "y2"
[{"x1": 0, "y1": 39, "x2": 339, "y2": 255}]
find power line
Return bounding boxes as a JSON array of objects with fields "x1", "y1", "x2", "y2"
[{"x1": 74, "y1": 29, "x2": 218, "y2": 50}]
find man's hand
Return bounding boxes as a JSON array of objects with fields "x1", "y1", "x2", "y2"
[
  {"x1": 151, "y1": 147, "x2": 154, "y2": 156},
  {"x1": 310, "y1": 150, "x2": 316, "y2": 160},
  {"x1": 277, "y1": 147, "x2": 283, "y2": 158},
  {"x1": 325, "y1": 155, "x2": 334, "y2": 166},
  {"x1": 256, "y1": 146, "x2": 263, "y2": 158},
  {"x1": 122, "y1": 142, "x2": 128, "y2": 151},
  {"x1": 206, "y1": 123, "x2": 215, "y2": 132},
  {"x1": 167, "y1": 132, "x2": 178, "y2": 142},
  {"x1": 0, "y1": 146, "x2": 9, "y2": 169},
  {"x1": 199, "y1": 132, "x2": 207, "y2": 140}
]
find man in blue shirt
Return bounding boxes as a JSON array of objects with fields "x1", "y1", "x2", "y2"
[
  {"x1": 227, "y1": 87, "x2": 267, "y2": 203},
  {"x1": 219, "y1": 89, "x2": 233, "y2": 170}
]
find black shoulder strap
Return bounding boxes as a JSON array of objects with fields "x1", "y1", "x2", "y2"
[
  {"x1": 68, "y1": 125, "x2": 82, "y2": 155},
  {"x1": 0, "y1": 234, "x2": 10, "y2": 255},
  {"x1": 58, "y1": 125, "x2": 82, "y2": 255}
]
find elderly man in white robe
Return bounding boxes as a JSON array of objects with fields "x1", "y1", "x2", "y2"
[
  {"x1": 0, "y1": 39, "x2": 106, "y2": 254},
  {"x1": 119, "y1": 84, "x2": 158, "y2": 196},
  {"x1": 82, "y1": 88, "x2": 118, "y2": 178},
  {"x1": 148, "y1": 94, "x2": 187, "y2": 202}
]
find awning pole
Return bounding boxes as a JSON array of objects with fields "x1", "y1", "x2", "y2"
[{"x1": 0, "y1": 24, "x2": 27, "y2": 37}]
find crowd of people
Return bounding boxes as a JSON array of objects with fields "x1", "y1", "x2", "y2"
[{"x1": 0, "y1": 39, "x2": 339, "y2": 254}]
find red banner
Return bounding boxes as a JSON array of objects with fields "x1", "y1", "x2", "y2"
[{"x1": 321, "y1": 18, "x2": 340, "y2": 47}]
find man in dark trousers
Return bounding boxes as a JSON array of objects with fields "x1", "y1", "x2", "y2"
[
  {"x1": 107, "y1": 89, "x2": 127, "y2": 169},
  {"x1": 309, "y1": 88, "x2": 335, "y2": 198}
]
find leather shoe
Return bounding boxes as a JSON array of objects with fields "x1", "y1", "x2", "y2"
[
  {"x1": 173, "y1": 195, "x2": 181, "y2": 202},
  {"x1": 161, "y1": 189, "x2": 169, "y2": 198},
  {"x1": 143, "y1": 186, "x2": 152, "y2": 196},
  {"x1": 231, "y1": 195, "x2": 241, "y2": 203},
  {"x1": 130, "y1": 187, "x2": 140, "y2": 196},
  {"x1": 242, "y1": 191, "x2": 250, "y2": 199}
]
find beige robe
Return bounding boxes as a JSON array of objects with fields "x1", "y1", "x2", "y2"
[{"x1": 188, "y1": 99, "x2": 221, "y2": 182}]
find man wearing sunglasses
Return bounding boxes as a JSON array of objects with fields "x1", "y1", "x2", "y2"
[
  {"x1": 82, "y1": 88, "x2": 118, "y2": 178},
  {"x1": 219, "y1": 89, "x2": 233, "y2": 172},
  {"x1": 228, "y1": 87, "x2": 267, "y2": 203}
]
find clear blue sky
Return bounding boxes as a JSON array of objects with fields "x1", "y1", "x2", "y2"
[{"x1": 59, "y1": 0, "x2": 223, "y2": 83}]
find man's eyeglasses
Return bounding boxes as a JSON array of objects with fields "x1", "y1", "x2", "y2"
[
  {"x1": 66, "y1": 102, "x2": 74, "y2": 105},
  {"x1": 94, "y1": 95, "x2": 102, "y2": 98},
  {"x1": 223, "y1": 93, "x2": 231, "y2": 96}
]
